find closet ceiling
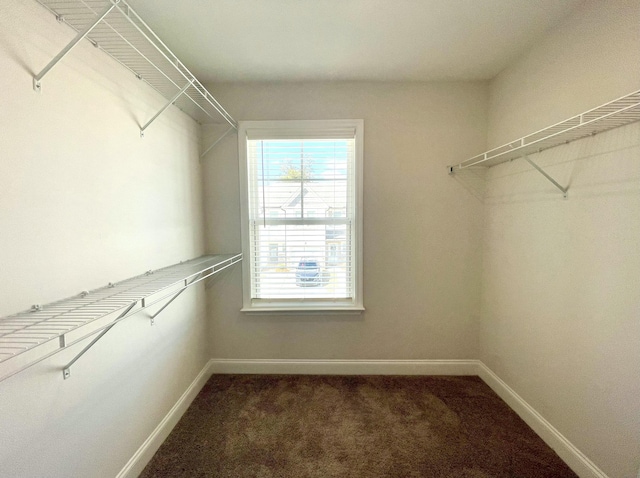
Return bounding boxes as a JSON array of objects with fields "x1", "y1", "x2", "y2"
[{"x1": 126, "y1": 0, "x2": 583, "y2": 83}]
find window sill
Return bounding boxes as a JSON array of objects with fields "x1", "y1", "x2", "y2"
[{"x1": 241, "y1": 306, "x2": 365, "y2": 316}]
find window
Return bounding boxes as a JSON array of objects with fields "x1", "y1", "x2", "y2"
[{"x1": 238, "y1": 120, "x2": 364, "y2": 313}]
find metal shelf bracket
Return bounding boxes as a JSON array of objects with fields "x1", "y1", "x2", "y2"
[
  {"x1": 33, "y1": 1, "x2": 120, "y2": 92},
  {"x1": 33, "y1": 0, "x2": 237, "y2": 131},
  {"x1": 0, "y1": 254, "x2": 242, "y2": 383},
  {"x1": 448, "y1": 90, "x2": 640, "y2": 173},
  {"x1": 448, "y1": 165, "x2": 486, "y2": 175},
  {"x1": 200, "y1": 126, "x2": 236, "y2": 159},
  {"x1": 62, "y1": 301, "x2": 137, "y2": 379},
  {"x1": 146, "y1": 274, "x2": 202, "y2": 325},
  {"x1": 521, "y1": 154, "x2": 568, "y2": 199},
  {"x1": 140, "y1": 79, "x2": 195, "y2": 137},
  {"x1": 61, "y1": 270, "x2": 204, "y2": 376}
]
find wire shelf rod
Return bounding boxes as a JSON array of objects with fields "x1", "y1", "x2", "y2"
[
  {"x1": 62, "y1": 300, "x2": 137, "y2": 379},
  {"x1": 111, "y1": 2, "x2": 236, "y2": 128},
  {"x1": 74, "y1": 9, "x2": 201, "y2": 110},
  {"x1": 34, "y1": 0, "x2": 237, "y2": 132},
  {"x1": 111, "y1": 2, "x2": 237, "y2": 128},
  {"x1": 140, "y1": 78, "x2": 194, "y2": 135},
  {"x1": 449, "y1": 89, "x2": 640, "y2": 172},
  {"x1": 33, "y1": 1, "x2": 119, "y2": 91},
  {"x1": 0, "y1": 254, "x2": 242, "y2": 382}
]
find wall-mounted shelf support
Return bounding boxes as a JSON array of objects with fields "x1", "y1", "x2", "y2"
[
  {"x1": 147, "y1": 273, "x2": 202, "y2": 325},
  {"x1": 448, "y1": 165, "x2": 485, "y2": 174},
  {"x1": 0, "y1": 254, "x2": 242, "y2": 382},
  {"x1": 200, "y1": 126, "x2": 236, "y2": 159},
  {"x1": 33, "y1": 1, "x2": 119, "y2": 92},
  {"x1": 62, "y1": 301, "x2": 137, "y2": 379},
  {"x1": 521, "y1": 154, "x2": 568, "y2": 199},
  {"x1": 140, "y1": 78, "x2": 195, "y2": 137},
  {"x1": 448, "y1": 90, "x2": 640, "y2": 198},
  {"x1": 33, "y1": 0, "x2": 237, "y2": 137}
]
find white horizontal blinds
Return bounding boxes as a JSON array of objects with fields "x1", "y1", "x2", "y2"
[{"x1": 247, "y1": 132, "x2": 356, "y2": 300}]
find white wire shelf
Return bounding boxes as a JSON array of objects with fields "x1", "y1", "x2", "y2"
[
  {"x1": 34, "y1": 0, "x2": 236, "y2": 133},
  {"x1": 449, "y1": 89, "x2": 640, "y2": 171},
  {"x1": 0, "y1": 253, "x2": 242, "y2": 382}
]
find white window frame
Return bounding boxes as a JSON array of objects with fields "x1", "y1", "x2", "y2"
[{"x1": 238, "y1": 119, "x2": 364, "y2": 314}]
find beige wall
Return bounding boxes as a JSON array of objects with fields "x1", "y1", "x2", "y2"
[
  {"x1": 0, "y1": 1, "x2": 208, "y2": 476},
  {"x1": 4, "y1": 0, "x2": 637, "y2": 476},
  {"x1": 487, "y1": 0, "x2": 640, "y2": 149},
  {"x1": 203, "y1": 81, "x2": 487, "y2": 361},
  {"x1": 481, "y1": 0, "x2": 640, "y2": 476}
]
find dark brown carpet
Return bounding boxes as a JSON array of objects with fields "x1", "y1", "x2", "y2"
[{"x1": 140, "y1": 375, "x2": 577, "y2": 478}]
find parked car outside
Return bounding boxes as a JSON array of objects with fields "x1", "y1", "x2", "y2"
[{"x1": 295, "y1": 259, "x2": 321, "y2": 286}]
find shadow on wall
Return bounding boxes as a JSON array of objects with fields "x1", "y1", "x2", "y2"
[{"x1": 449, "y1": 168, "x2": 487, "y2": 202}]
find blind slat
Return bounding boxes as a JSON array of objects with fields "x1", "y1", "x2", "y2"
[{"x1": 247, "y1": 136, "x2": 356, "y2": 300}]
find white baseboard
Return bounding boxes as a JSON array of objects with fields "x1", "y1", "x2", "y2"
[
  {"x1": 477, "y1": 362, "x2": 609, "y2": 478},
  {"x1": 115, "y1": 360, "x2": 215, "y2": 478},
  {"x1": 116, "y1": 358, "x2": 608, "y2": 478},
  {"x1": 208, "y1": 358, "x2": 479, "y2": 376}
]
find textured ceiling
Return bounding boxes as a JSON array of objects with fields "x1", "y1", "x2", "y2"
[{"x1": 127, "y1": 0, "x2": 583, "y2": 83}]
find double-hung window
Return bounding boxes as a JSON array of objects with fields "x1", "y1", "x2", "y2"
[{"x1": 238, "y1": 120, "x2": 364, "y2": 312}]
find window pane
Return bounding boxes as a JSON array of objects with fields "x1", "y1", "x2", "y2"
[
  {"x1": 247, "y1": 137, "x2": 355, "y2": 301},
  {"x1": 248, "y1": 139, "x2": 353, "y2": 221},
  {"x1": 250, "y1": 223, "x2": 352, "y2": 299}
]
